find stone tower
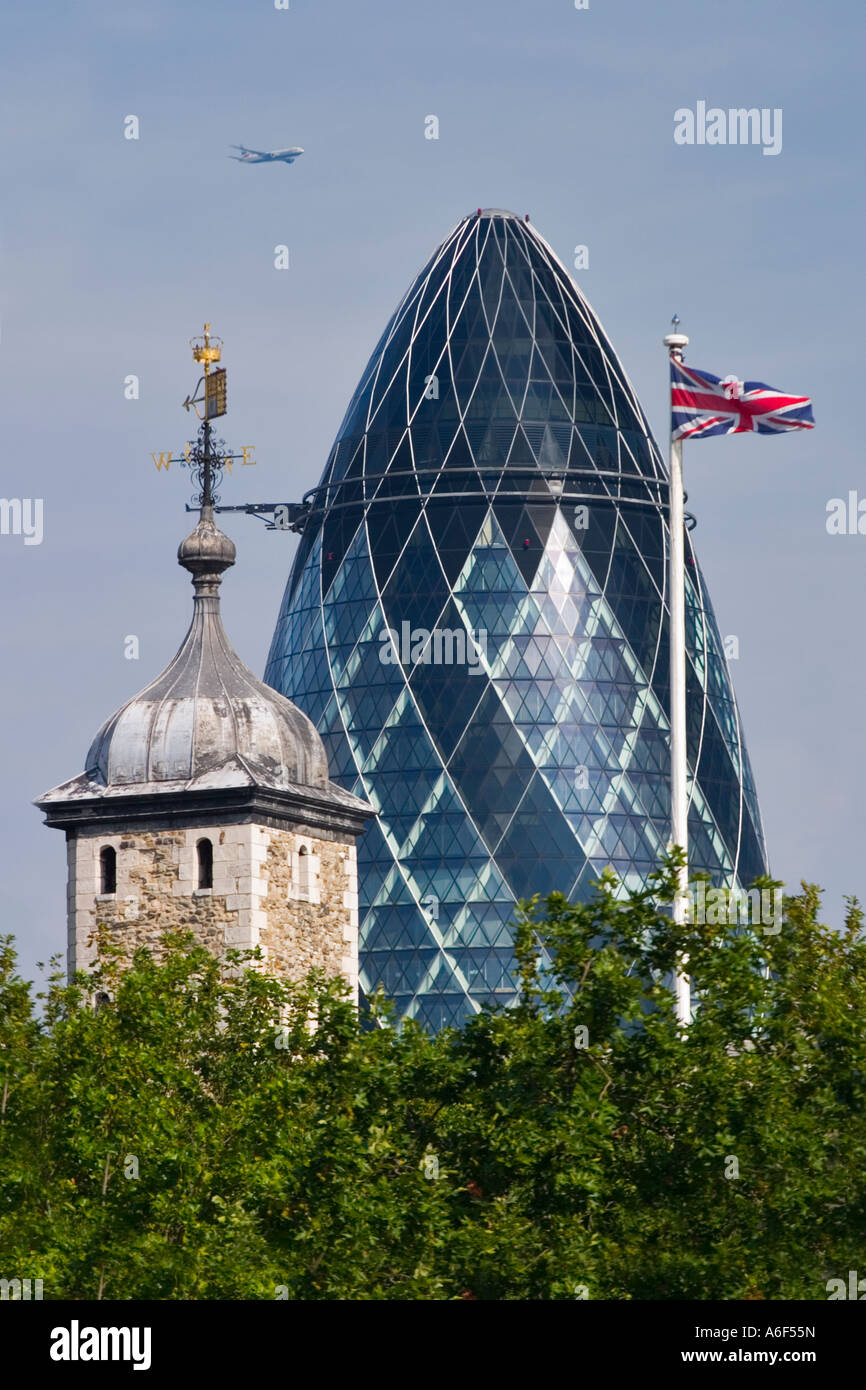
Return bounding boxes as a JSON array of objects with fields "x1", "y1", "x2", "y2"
[{"x1": 35, "y1": 506, "x2": 374, "y2": 996}]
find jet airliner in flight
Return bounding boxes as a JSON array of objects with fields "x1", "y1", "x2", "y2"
[{"x1": 229, "y1": 145, "x2": 304, "y2": 164}]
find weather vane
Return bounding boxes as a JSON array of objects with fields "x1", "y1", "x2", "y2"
[{"x1": 150, "y1": 323, "x2": 256, "y2": 510}]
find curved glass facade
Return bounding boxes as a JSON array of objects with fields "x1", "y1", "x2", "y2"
[{"x1": 265, "y1": 210, "x2": 767, "y2": 1029}]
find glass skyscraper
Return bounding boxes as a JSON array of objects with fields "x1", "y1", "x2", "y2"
[{"x1": 265, "y1": 209, "x2": 767, "y2": 1029}]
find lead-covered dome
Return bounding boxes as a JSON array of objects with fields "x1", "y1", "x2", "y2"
[{"x1": 85, "y1": 511, "x2": 329, "y2": 792}]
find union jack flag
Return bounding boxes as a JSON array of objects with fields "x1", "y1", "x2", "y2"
[{"x1": 671, "y1": 359, "x2": 815, "y2": 440}]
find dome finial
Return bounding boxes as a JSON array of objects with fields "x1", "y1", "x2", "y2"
[{"x1": 178, "y1": 510, "x2": 236, "y2": 598}]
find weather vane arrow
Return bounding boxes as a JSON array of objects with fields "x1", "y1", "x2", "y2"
[
  {"x1": 150, "y1": 323, "x2": 315, "y2": 533},
  {"x1": 149, "y1": 323, "x2": 256, "y2": 510}
]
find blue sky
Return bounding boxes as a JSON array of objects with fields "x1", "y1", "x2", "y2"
[{"x1": 2, "y1": 0, "x2": 863, "y2": 979}]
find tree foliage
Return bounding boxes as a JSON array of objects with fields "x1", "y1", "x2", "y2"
[{"x1": 1, "y1": 859, "x2": 865, "y2": 1300}]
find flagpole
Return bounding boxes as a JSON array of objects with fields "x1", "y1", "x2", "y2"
[{"x1": 663, "y1": 321, "x2": 691, "y2": 1025}]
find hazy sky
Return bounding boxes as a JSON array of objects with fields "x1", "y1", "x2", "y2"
[{"x1": 2, "y1": 0, "x2": 862, "y2": 983}]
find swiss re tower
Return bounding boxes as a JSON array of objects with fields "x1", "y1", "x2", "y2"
[{"x1": 265, "y1": 210, "x2": 767, "y2": 1029}]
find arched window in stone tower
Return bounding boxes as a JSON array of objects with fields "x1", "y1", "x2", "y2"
[
  {"x1": 196, "y1": 838, "x2": 213, "y2": 891},
  {"x1": 297, "y1": 845, "x2": 310, "y2": 897},
  {"x1": 99, "y1": 846, "x2": 116, "y2": 895}
]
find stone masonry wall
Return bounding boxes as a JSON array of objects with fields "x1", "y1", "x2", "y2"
[
  {"x1": 68, "y1": 822, "x2": 359, "y2": 1000},
  {"x1": 259, "y1": 829, "x2": 359, "y2": 1000}
]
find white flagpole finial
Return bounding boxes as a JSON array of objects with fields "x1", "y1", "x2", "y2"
[{"x1": 664, "y1": 316, "x2": 689, "y2": 355}]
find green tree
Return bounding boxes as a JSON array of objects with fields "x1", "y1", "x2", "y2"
[{"x1": 1, "y1": 858, "x2": 864, "y2": 1300}]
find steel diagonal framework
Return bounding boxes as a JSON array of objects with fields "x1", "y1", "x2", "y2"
[{"x1": 265, "y1": 211, "x2": 767, "y2": 1029}]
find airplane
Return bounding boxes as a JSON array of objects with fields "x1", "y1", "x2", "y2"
[{"x1": 229, "y1": 145, "x2": 304, "y2": 165}]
